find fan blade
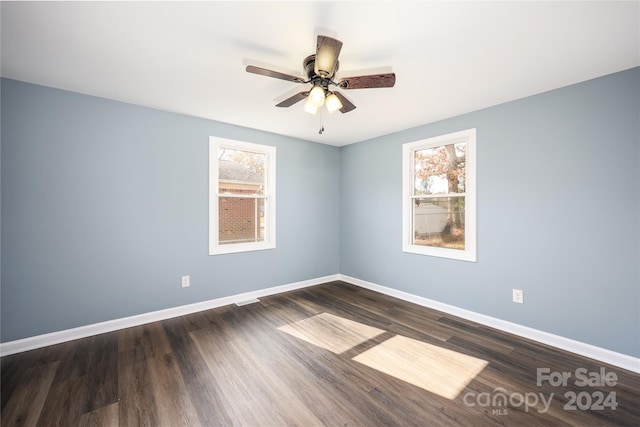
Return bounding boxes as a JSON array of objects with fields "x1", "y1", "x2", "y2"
[
  {"x1": 276, "y1": 91, "x2": 309, "y2": 107},
  {"x1": 333, "y1": 91, "x2": 356, "y2": 113},
  {"x1": 246, "y1": 65, "x2": 305, "y2": 83},
  {"x1": 340, "y1": 73, "x2": 396, "y2": 89},
  {"x1": 315, "y1": 35, "x2": 342, "y2": 78}
]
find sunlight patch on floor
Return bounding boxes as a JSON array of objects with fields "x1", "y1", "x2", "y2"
[
  {"x1": 278, "y1": 313, "x2": 488, "y2": 400},
  {"x1": 277, "y1": 312, "x2": 386, "y2": 354},
  {"x1": 353, "y1": 335, "x2": 488, "y2": 399}
]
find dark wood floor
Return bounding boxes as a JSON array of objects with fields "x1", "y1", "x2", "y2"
[{"x1": 2, "y1": 281, "x2": 639, "y2": 426}]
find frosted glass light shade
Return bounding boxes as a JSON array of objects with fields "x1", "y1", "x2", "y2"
[
  {"x1": 325, "y1": 93, "x2": 343, "y2": 113},
  {"x1": 304, "y1": 97, "x2": 318, "y2": 115},
  {"x1": 309, "y1": 85, "x2": 325, "y2": 107}
]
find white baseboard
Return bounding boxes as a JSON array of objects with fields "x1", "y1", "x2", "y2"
[
  {"x1": 339, "y1": 274, "x2": 640, "y2": 374},
  {"x1": 0, "y1": 274, "x2": 340, "y2": 357},
  {"x1": 3, "y1": 273, "x2": 639, "y2": 375}
]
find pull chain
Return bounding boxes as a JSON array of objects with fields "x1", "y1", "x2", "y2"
[{"x1": 319, "y1": 109, "x2": 325, "y2": 134}]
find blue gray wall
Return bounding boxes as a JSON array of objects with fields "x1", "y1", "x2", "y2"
[
  {"x1": 1, "y1": 78, "x2": 340, "y2": 341},
  {"x1": 340, "y1": 67, "x2": 640, "y2": 357},
  {"x1": 2, "y1": 68, "x2": 638, "y2": 359}
]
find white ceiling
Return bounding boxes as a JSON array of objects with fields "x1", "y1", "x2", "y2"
[{"x1": 2, "y1": 1, "x2": 638, "y2": 146}]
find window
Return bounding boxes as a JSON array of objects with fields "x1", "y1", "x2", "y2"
[
  {"x1": 402, "y1": 129, "x2": 476, "y2": 261},
  {"x1": 209, "y1": 137, "x2": 275, "y2": 255}
]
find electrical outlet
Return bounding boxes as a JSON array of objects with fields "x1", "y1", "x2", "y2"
[
  {"x1": 512, "y1": 289, "x2": 524, "y2": 304},
  {"x1": 181, "y1": 275, "x2": 190, "y2": 288}
]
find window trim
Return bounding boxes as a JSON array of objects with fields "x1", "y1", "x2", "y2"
[
  {"x1": 402, "y1": 128, "x2": 477, "y2": 262},
  {"x1": 209, "y1": 137, "x2": 276, "y2": 255}
]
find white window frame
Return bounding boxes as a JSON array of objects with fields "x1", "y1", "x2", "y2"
[
  {"x1": 209, "y1": 137, "x2": 276, "y2": 255},
  {"x1": 402, "y1": 128, "x2": 477, "y2": 262}
]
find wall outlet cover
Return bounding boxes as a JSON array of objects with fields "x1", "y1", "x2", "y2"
[{"x1": 512, "y1": 289, "x2": 524, "y2": 304}]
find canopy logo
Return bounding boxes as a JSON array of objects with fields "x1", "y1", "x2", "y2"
[
  {"x1": 462, "y1": 367, "x2": 619, "y2": 416},
  {"x1": 463, "y1": 388, "x2": 553, "y2": 415}
]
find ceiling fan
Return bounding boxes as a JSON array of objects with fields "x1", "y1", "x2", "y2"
[{"x1": 246, "y1": 35, "x2": 396, "y2": 117}]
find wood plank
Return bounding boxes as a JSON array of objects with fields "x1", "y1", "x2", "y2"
[
  {"x1": 36, "y1": 376, "x2": 87, "y2": 426},
  {"x1": 1, "y1": 362, "x2": 59, "y2": 427},
  {"x1": 118, "y1": 322, "x2": 172, "y2": 359},
  {"x1": 191, "y1": 327, "x2": 325, "y2": 426},
  {"x1": 229, "y1": 304, "x2": 382, "y2": 426},
  {"x1": 161, "y1": 316, "x2": 234, "y2": 426},
  {"x1": 78, "y1": 402, "x2": 119, "y2": 427},
  {"x1": 83, "y1": 333, "x2": 118, "y2": 413},
  {"x1": 2, "y1": 341, "x2": 77, "y2": 412},
  {"x1": 146, "y1": 352, "x2": 200, "y2": 426},
  {"x1": 52, "y1": 339, "x2": 88, "y2": 383},
  {"x1": 117, "y1": 346, "x2": 159, "y2": 426}
]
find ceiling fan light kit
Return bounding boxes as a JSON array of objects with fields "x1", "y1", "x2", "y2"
[
  {"x1": 303, "y1": 98, "x2": 318, "y2": 115},
  {"x1": 325, "y1": 92, "x2": 343, "y2": 114},
  {"x1": 308, "y1": 85, "x2": 326, "y2": 107},
  {"x1": 246, "y1": 35, "x2": 396, "y2": 130}
]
